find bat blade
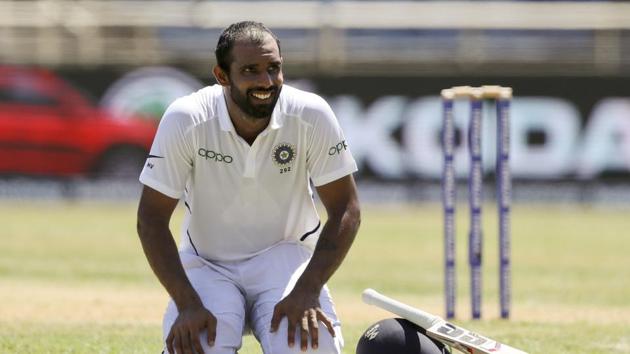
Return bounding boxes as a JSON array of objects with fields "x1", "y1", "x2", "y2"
[
  {"x1": 362, "y1": 289, "x2": 528, "y2": 354},
  {"x1": 425, "y1": 321, "x2": 527, "y2": 354}
]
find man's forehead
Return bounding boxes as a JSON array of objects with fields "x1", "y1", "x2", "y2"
[{"x1": 231, "y1": 34, "x2": 280, "y2": 59}]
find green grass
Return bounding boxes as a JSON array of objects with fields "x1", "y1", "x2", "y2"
[{"x1": 1, "y1": 201, "x2": 629, "y2": 353}]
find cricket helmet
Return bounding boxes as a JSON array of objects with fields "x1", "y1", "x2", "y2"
[{"x1": 356, "y1": 318, "x2": 450, "y2": 354}]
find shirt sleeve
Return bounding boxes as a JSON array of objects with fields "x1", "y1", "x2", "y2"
[
  {"x1": 139, "y1": 99, "x2": 195, "y2": 199},
  {"x1": 307, "y1": 97, "x2": 358, "y2": 186}
]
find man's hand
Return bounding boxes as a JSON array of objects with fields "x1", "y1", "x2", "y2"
[
  {"x1": 166, "y1": 304, "x2": 217, "y2": 354},
  {"x1": 268, "y1": 175, "x2": 359, "y2": 352},
  {"x1": 270, "y1": 290, "x2": 336, "y2": 351}
]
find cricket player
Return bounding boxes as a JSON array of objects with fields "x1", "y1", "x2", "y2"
[{"x1": 136, "y1": 21, "x2": 361, "y2": 354}]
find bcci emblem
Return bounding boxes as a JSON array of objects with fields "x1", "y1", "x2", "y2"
[{"x1": 272, "y1": 143, "x2": 296, "y2": 167}]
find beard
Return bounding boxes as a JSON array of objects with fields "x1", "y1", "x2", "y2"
[{"x1": 229, "y1": 83, "x2": 281, "y2": 120}]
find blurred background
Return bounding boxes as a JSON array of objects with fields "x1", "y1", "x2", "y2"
[
  {"x1": 1, "y1": 0, "x2": 630, "y2": 205},
  {"x1": 2, "y1": 1, "x2": 630, "y2": 353}
]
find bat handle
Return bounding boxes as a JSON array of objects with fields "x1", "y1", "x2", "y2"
[{"x1": 362, "y1": 289, "x2": 440, "y2": 329}]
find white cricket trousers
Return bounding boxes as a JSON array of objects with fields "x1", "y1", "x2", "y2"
[{"x1": 162, "y1": 242, "x2": 343, "y2": 354}]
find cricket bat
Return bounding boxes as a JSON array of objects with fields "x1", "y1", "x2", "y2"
[{"x1": 362, "y1": 289, "x2": 528, "y2": 354}]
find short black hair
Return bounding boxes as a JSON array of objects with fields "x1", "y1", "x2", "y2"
[{"x1": 215, "y1": 21, "x2": 281, "y2": 72}]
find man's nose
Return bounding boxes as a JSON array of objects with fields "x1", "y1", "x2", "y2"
[{"x1": 256, "y1": 72, "x2": 274, "y2": 88}]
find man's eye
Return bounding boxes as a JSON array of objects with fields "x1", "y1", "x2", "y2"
[
  {"x1": 243, "y1": 67, "x2": 256, "y2": 74},
  {"x1": 268, "y1": 65, "x2": 280, "y2": 73}
]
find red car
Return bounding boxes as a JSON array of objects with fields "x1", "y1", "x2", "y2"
[{"x1": 0, "y1": 66, "x2": 157, "y2": 179}]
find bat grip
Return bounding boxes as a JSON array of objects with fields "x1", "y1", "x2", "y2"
[{"x1": 362, "y1": 289, "x2": 440, "y2": 329}]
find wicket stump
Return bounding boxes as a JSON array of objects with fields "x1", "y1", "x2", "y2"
[{"x1": 441, "y1": 85, "x2": 512, "y2": 320}]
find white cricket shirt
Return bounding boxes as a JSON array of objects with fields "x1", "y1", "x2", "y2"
[{"x1": 139, "y1": 84, "x2": 357, "y2": 262}]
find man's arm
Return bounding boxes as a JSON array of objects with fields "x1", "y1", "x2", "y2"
[
  {"x1": 136, "y1": 185, "x2": 216, "y2": 354},
  {"x1": 270, "y1": 174, "x2": 361, "y2": 351}
]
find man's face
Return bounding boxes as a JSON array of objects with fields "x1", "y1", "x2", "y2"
[{"x1": 225, "y1": 34, "x2": 283, "y2": 120}]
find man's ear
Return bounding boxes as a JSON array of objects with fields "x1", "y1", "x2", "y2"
[{"x1": 212, "y1": 65, "x2": 229, "y2": 86}]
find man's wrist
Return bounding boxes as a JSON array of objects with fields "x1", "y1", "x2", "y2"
[
  {"x1": 293, "y1": 275, "x2": 324, "y2": 296},
  {"x1": 173, "y1": 291, "x2": 204, "y2": 311}
]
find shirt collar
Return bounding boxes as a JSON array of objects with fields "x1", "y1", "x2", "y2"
[
  {"x1": 217, "y1": 87, "x2": 284, "y2": 132},
  {"x1": 217, "y1": 89, "x2": 234, "y2": 132}
]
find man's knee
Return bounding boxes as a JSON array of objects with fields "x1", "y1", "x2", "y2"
[
  {"x1": 163, "y1": 304, "x2": 244, "y2": 354},
  {"x1": 263, "y1": 322, "x2": 343, "y2": 354},
  {"x1": 162, "y1": 333, "x2": 237, "y2": 354}
]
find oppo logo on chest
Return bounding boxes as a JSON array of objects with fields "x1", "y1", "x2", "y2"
[{"x1": 198, "y1": 148, "x2": 233, "y2": 164}]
